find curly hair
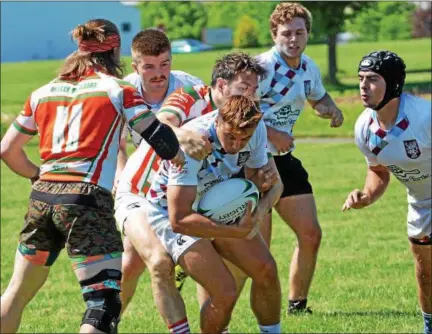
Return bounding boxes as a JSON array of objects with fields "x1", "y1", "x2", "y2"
[{"x1": 270, "y1": 2, "x2": 312, "y2": 37}]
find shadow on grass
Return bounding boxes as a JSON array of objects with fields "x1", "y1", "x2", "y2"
[{"x1": 319, "y1": 310, "x2": 418, "y2": 317}]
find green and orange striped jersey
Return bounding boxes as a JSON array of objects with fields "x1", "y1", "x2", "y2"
[{"x1": 13, "y1": 69, "x2": 153, "y2": 191}]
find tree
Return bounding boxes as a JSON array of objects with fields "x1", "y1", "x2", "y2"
[
  {"x1": 304, "y1": 2, "x2": 372, "y2": 84},
  {"x1": 204, "y1": 1, "x2": 278, "y2": 47},
  {"x1": 347, "y1": 2, "x2": 415, "y2": 41},
  {"x1": 139, "y1": 1, "x2": 207, "y2": 40},
  {"x1": 233, "y1": 15, "x2": 260, "y2": 48}
]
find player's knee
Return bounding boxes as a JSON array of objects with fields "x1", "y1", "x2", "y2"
[
  {"x1": 147, "y1": 252, "x2": 175, "y2": 282},
  {"x1": 298, "y1": 221, "x2": 322, "y2": 249},
  {"x1": 211, "y1": 277, "x2": 237, "y2": 310},
  {"x1": 253, "y1": 256, "x2": 279, "y2": 285},
  {"x1": 122, "y1": 251, "x2": 145, "y2": 281},
  {"x1": 80, "y1": 269, "x2": 122, "y2": 334}
]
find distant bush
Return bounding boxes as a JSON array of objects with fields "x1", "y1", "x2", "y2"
[{"x1": 233, "y1": 15, "x2": 260, "y2": 48}]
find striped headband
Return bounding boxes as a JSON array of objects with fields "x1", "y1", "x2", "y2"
[{"x1": 78, "y1": 34, "x2": 120, "y2": 53}]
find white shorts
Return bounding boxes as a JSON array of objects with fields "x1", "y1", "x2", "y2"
[
  {"x1": 407, "y1": 198, "x2": 431, "y2": 239},
  {"x1": 114, "y1": 192, "x2": 200, "y2": 263},
  {"x1": 114, "y1": 192, "x2": 150, "y2": 235}
]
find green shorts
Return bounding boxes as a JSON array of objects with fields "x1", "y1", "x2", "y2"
[{"x1": 19, "y1": 181, "x2": 123, "y2": 266}]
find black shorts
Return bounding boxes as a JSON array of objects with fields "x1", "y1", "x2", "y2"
[
  {"x1": 234, "y1": 153, "x2": 313, "y2": 199},
  {"x1": 274, "y1": 153, "x2": 313, "y2": 198}
]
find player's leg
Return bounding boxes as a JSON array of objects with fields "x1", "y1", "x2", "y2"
[
  {"x1": 410, "y1": 241, "x2": 432, "y2": 334},
  {"x1": 274, "y1": 153, "x2": 321, "y2": 314},
  {"x1": 178, "y1": 239, "x2": 237, "y2": 334},
  {"x1": 119, "y1": 235, "x2": 146, "y2": 315},
  {"x1": 408, "y1": 203, "x2": 432, "y2": 334},
  {"x1": 52, "y1": 183, "x2": 124, "y2": 334},
  {"x1": 124, "y1": 209, "x2": 188, "y2": 327},
  {"x1": 194, "y1": 209, "x2": 274, "y2": 334},
  {"x1": 213, "y1": 232, "x2": 281, "y2": 333},
  {"x1": 1, "y1": 186, "x2": 62, "y2": 333}
]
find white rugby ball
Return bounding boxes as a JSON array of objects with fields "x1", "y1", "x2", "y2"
[{"x1": 197, "y1": 178, "x2": 259, "y2": 225}]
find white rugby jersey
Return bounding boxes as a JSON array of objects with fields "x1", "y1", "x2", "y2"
[
  {"x1": 122, "y1": 70, "x2": 204, "y2": 146},
  {"x1": 355, "y1": 93, "x2": 431, "y2": 203},
  {"x1": 143, "y1": 111, "x2": 268, "y2": 210},
  {"x1": 257, "y1": 47, "x2": 326, "y2": 154}
]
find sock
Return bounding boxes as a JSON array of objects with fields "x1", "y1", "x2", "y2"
[
  {"x1": 423, "y1": 312, "x2": 432, "y2": 334},
  {"x1": 221, "y1": 327, "x2": 230, "y2": 334},
  {"x1": 168, "y1": 318, "x2": 190, "y2": 334},
  {"x1": 259, "y1": 323, "x2": 281, "y2": 333},
  {"x1": 288, "y1": 299, "x2": 307, "y2": 311}
]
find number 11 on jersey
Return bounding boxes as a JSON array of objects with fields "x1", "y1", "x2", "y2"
[{"x1": 52, "y1": 103, "x2": 83, "y2": 154}]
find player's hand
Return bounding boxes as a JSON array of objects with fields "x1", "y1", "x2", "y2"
[
  {"x1": 342, "y1": 189, "x2": 371, "y2": 211},
  {"x1": 315, "y1": 105, "x2": 344, "y2": 128},
  {"x1": 170, "y1": 150, "x2": 185, "y2": 168},
  {"x1": 254, "y1": 163, "x2": 278, "y2": 193},
  {"x1": 268, "y1": 127, "x2": 294, "y2": 154},
  {"x1": 330, "y1": 108, "x2": 344, "y2": 128},
  {"x1": 237, "y1": 201, "x2": 259, "y2": 240},
  {"x1": 179, "y1": 129, "x2": 212, "y2": 161}
]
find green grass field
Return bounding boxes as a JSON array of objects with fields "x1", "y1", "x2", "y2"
[
  {"x1": 1, "y1": 38, "x2": 431, "y2": 138},
  {"x1": 1, "y1": 142, "x2": 420, "y2": 333},
  {"x1": 1, "y1": 38, "x2": 429, "y2": 333}
]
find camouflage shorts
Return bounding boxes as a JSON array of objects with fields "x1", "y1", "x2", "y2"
[{"x1": 19, "y1": 181, "x2": 123, "y2": 263}]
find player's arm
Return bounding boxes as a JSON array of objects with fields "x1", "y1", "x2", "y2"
[
  {"x1": 265, "y1": 125, "x2": 294, "y2": 155},
  {"x1": 308, "y1": 93, "x2": 344, "y2": 128},
  {"x1": 157, "y1": 111, "x2": 211, "y2": 161},
  {"x1": 168, "y1": 184, "x2": 256, "y2": 239},
  {"x1": 1, "y1": 126, "x2": 39, "y2": 181},
  {"x1": 113, "y1": 134, "x2": 128, "y2": 195},
  {"x1": 245, "y1": 159, "x2": 283, "y2": 221},
  {"x1": 121, "y1": 85, "x2": 181, "y2": 161},
  {"x1": 342, "y1": 164, "x2": 390, "y2": 211}
]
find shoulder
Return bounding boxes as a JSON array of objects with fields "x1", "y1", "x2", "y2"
[
  {"x1": 404, "y1": 93, "x2": 431, "y2": 118},
  {"x1": 182, "y1": 110, "x2": 217, "y2": 132},
  {"x1": 256, "y1": 48, "x2": 276, "y2": 72},
  {"x1": 249, "y1": 120, "x2": 267, "y2": 149},
  {"x1": 171, "y1": 70, "x2": 204, "y2": 86},
  {"x1": 302, "y1": 54, "x2": 322, "y2": 74}
]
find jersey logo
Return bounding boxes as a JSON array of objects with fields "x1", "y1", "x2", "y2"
[
  {"x1": 304, "y1": 80, "x2": 311, "y2": 98},
  {"x1": 403, "y1": 139, "x2": 421, "y2": 159},
  {"x1": 387, "y1": 165, "x2": 421, "y2": 182},
  {"x1": 237, "y1": 151, "x2": 250, "y2": 167}
]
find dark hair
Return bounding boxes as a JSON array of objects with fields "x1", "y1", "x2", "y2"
[
  {"x1": 59, "y1": 19, "x2": 123, "y2": 79},
  {"x1": 210, "y1": 52, "x2": 266, "y2": 87},
  {"x1": 131, "y1": 29, "x2": 171, "y2": 63}
]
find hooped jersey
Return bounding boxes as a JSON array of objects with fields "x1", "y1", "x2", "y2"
[
  {"x1": 117, "y1": 84, "x2": 217, "y2": 197},
  {"x1": 13, "y1": 70, "x2": 152, "y2": 191},
  {"x1": 257, "y1": 47, "x2": 326, "y2": 155},
  {"x1": 122, "y1": 70, "x2": 204, "y2": 147},
  {"x1": 146, "y1": 111, "x2": 268, "y2": 210},
  {"x1": 355, "y1": 93, "x2": 431, "y2": 203}
]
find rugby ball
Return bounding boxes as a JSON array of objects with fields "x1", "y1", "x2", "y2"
[{"x1": 197, "y1": 178, "x2": 259, "y2": 225}]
